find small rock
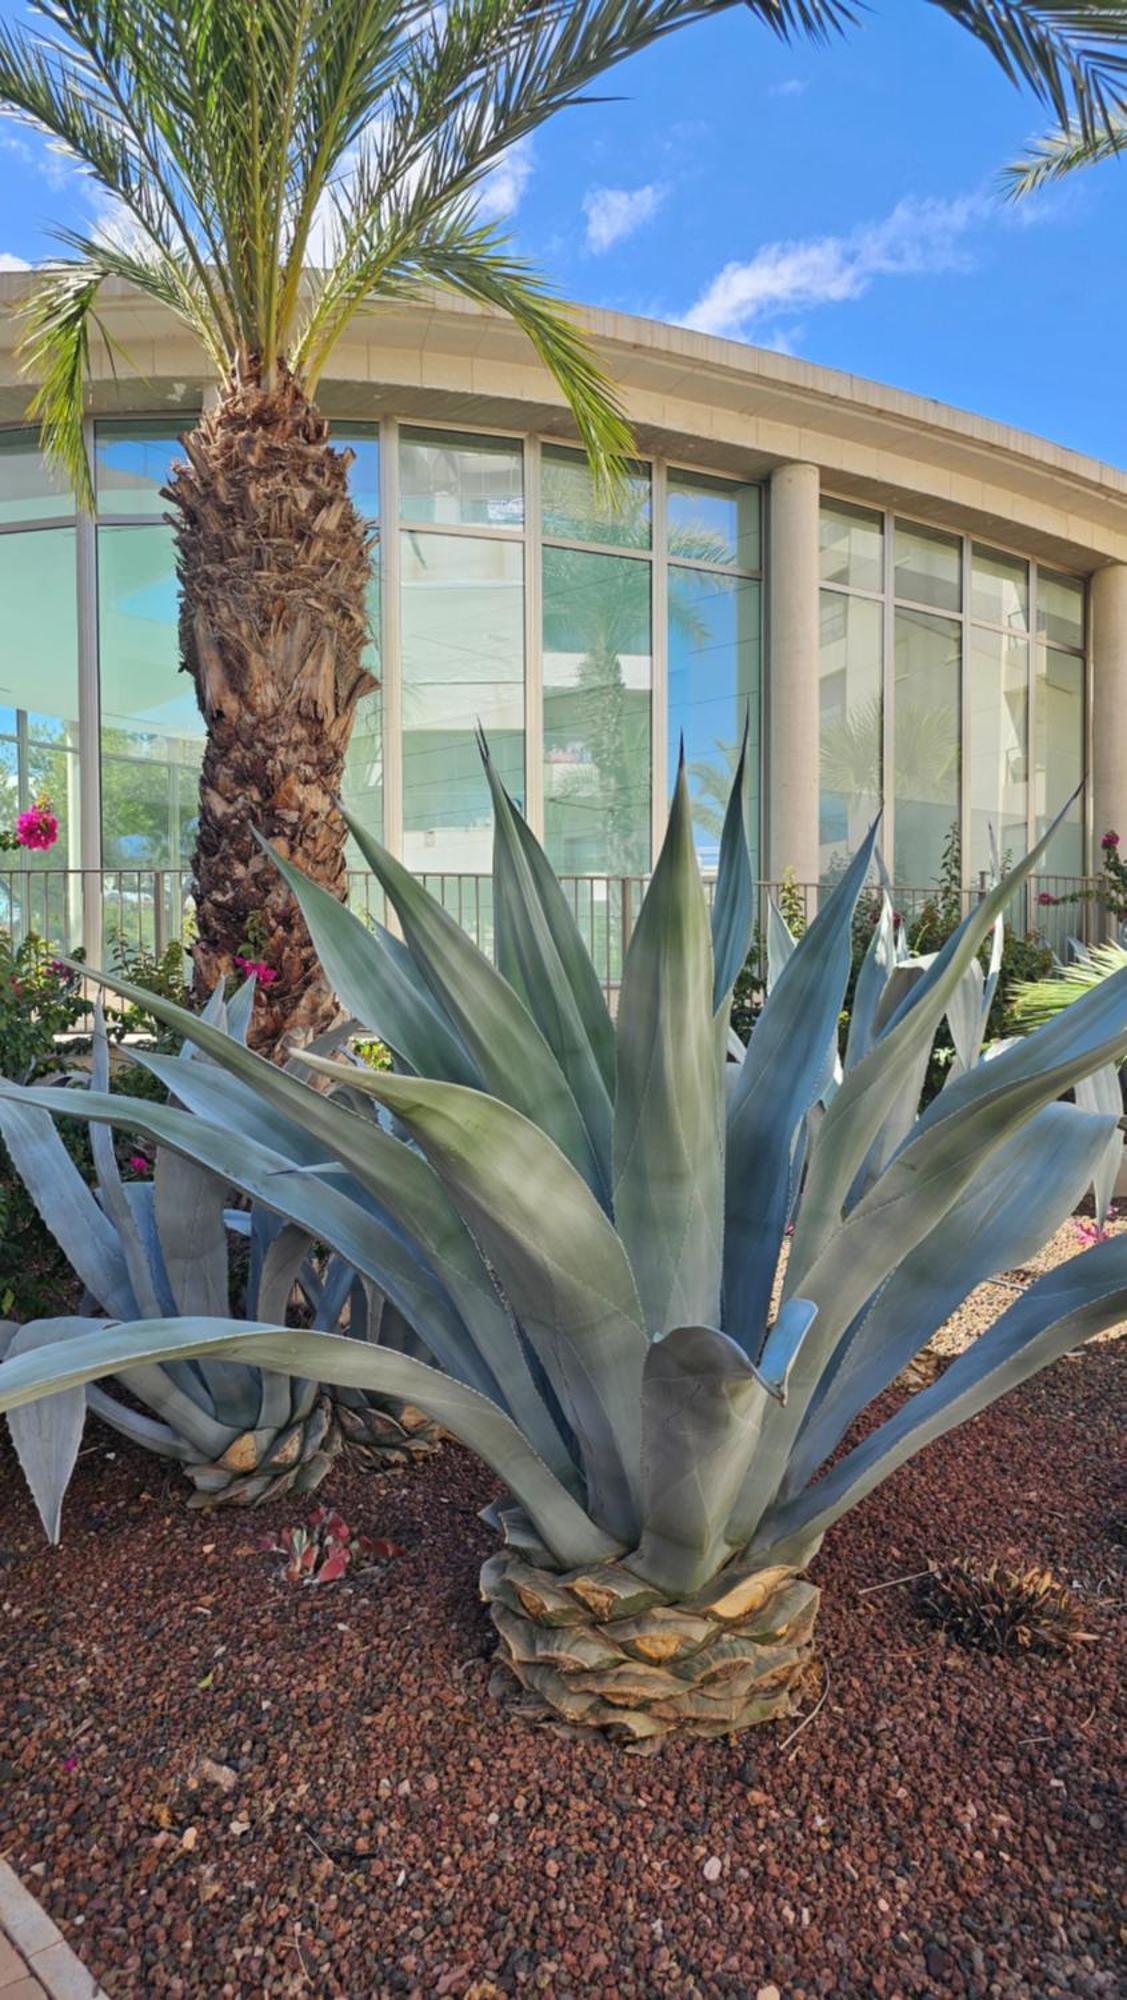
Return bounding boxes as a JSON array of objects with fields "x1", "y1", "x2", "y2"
[
  {"x1": 702, "y1": 1856, "x2": 723, "y2": 1883},
  {"x1": 197, "y1": 1758, "x2": 238, "y2": 1794},
  {"x1": 228, "y1": 1817, "x2": 251, "y2": 1837},
  {"x1": 180, "y1": 1828, "x2": 199, "y2": 1853},
  {"x1": 757, "y1": 1988, "x2": 781, "y2": 2000}
]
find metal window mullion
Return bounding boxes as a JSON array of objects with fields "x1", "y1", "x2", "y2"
[
  {"x1": 959, "y1": 536, "x2": 971, "y2": 891},
  {"x1": 881, "y1": 510, "x2": 895, "y2": 881},
  {"x1": 76, "y1": 414, "x2": 103, "y2": 964},
  {"x1": 651, "y1": 458, "x2": 668, "y2": 868},
  {"x1": 380, "y1": 418, "x2": 403, "y2": 865},
  {"x1": 523, "y1": 435, "x2": 544, "y2": 839}
]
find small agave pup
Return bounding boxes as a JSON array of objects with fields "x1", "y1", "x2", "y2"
[{"x1": 1, "y1": 738, "x2": 1127, "y2": 1746}]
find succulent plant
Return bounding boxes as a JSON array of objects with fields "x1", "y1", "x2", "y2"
[
  {"x1": 915, "y1": 1559, "x2": 1091, "y2": 1655},
  {"x1": 0, "y1": 988, "x2": 432, "y2": 1535},
  {"x1": 1, "y1": 736, "x2": 1126, "y2": 1745}
]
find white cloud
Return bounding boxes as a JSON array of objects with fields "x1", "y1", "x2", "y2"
[
  {"x1": 476, "y1": 138, "x2": 534, "y2": 224},
  {"x1": 682, "y1": 192, "x2": 990, "y2": 340},
  {"x1": 0, "y1": 253, "x2": 30, "y2": 271},
  {"x1": 583, "y1": 182, "x2": 665, "y2": 255},
  {"x1": 770, "y1": 78, "x2": 807, "y2": 99}
]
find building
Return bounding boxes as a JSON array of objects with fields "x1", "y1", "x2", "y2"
[{"x1": 1, "y1": 275, "x2": 1125, "y2": 971}]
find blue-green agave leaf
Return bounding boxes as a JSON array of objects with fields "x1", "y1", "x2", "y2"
[
  {"x1": 0, "y1": 1097, "x2": 135, "y2": 1318},
  {"x1": 5, "y1": 1317, "x2": 89, "y2": 1544},
  {"x1": 0, "y1": 1319, "x2": 616, "y2": 1569},
  {"x1": 710, "y1": 716, "x2": 755, "y2": 1011},
  {"x1": 613, "y1": 759, "x2": 723, "y2": 1336},
  {"x1": 480, "y1": 731, "x2": 614, "y2": 1181},
  {"x1": 1074, "y1": 1064, "x2": 1124, "y2": 1224}
]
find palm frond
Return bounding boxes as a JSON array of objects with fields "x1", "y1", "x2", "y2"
[
  {"x1": 1009, "y1": 940, "x2": 1127, "y2": 1033},
  {"x1": 926, "y1": 3, "x2": 1127, "y2": 143},
  {"x1": 1003, "y1": 111, "x2": 1127, "y2": 192}
]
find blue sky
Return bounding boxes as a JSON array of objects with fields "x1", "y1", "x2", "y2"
[{"x1": 0, "y1": 3, "x2": 1124, "y2": 464}]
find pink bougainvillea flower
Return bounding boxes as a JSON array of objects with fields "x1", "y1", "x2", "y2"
[
  {"x1": 1101, "y1": 829, "x2": 1120, "y2": 850},
  {"x1": 1036, "y1": 890, "x2": 1056, "y2": 906},
  {"x1": 15, "y1": 799, "x2": 59, "y2": 851},
  {"x1": 1073, "y1": 1217, "x2": 1109, "y2": 1248},
  {"x1": 127, "y1": 1153, "x2": 151, "y2": 1175},
  {"x1": 234, "y1": 955, "x2": 278, "y2": 986}
]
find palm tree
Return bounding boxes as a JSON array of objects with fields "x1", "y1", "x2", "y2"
[{"x1": 1, "y1": 4, "x2": 1123, "y2": 1053}]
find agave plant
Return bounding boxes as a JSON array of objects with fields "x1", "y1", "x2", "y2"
[
  {"x1": 1, "y1": 738, "x2": 1127, "y2": 1745},
  {"x1": 0, "y1": 985, "x2": 436, "y2": 1535}
]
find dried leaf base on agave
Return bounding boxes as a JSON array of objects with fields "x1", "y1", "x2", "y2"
[{"x1": 2, "y1": 732, "x2": 1127, "y2": 1745}]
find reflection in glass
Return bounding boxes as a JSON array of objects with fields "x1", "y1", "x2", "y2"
[
  {"x1": 893, "y1": 607, "x2": 961, "y2": 885},
  {"x1": 894, "y1": 520, "x2": 961, "y2": 613},
  {"x1": 971, "y1": 544, "x2": 1028, "y2": 630},
  {"x1": 968, "y1": 629, "x2": 1028, "y2": 877},
  {"x1": 819, "y1": 591, "x2": 882, "y2": 879},
  {"x1": 667, "y1": 470, "x2": 759, "y2": 571},
  {"x1": 98, "y1": 525, "x2": 204, "y2": 868},
  {"x1": 542, "y1": 444, "x2": 650, "y2": 550},
  {"x1": 401, "y1": 532, "x2": 523, "y2": 872},
  {"x1": 1037, "y1": 570, "x2": 1085, "y2": 652},
  {"x1": 400, "y1": 427, "x2": 522, "y2": 529},
  {"x1": 0, "y1": 434, "x2": 73, "y2": 523},
  {"x1": 668, "y1": 569, "x2": 760, "y2": 872},
  {"x1": 1035, "y1": 644, "x2": 1084, "y2": 875},
  {"x1": 335, "y1": 425, "x2": 380, "y2": 523},
  {"x1": 818, "y1": 499, "x2": 882, "y2": 594},
  {"x1": 95, "y1": 422, "x2": 191, "y2": 516},
  {"x1": 0, "y1": 527, "x2": 81, "y2": 944},
  {"x1": 543, "y1": 546, "x2": 650, "y2": 874},
  {"x1": 343, "y1": 567, "x2": 383, "y2": 870}
]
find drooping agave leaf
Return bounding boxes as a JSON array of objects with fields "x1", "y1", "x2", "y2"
[
  {"x1": 0, "y1": 1319, "x2": 617, "y2": 1571},
  {"x1": 341, "y1": 813, "x2": 606, "y2": 1199},
  {"x1": 85, "y1": 1383, "x2": 193, "y2": 1460},
  {"x1": 303, "y1": 1058, "x2": 648, "y2": 1544},
  {"x1": 88, "y1": 1004, "x2": 163, "y2": 1317},
  {"x1": 755, "y1": 1232, "x2": 1127, "y2": 1567},
  {"x1": 710, "y1": 716, "x2": 755, "y2": 1012},
  {"x1": 630, "y1": 1323, "x2": 772, "y2": 1595},
  {"x1": 481, "y1": 730, "x2": 615, "y2": 1176},
  {"x1": 1074, "y1": 1064, "x2": 1124, "y2": 1224},
  {"x1": 613, "y1": 759, "x2": 723, "y2": 1336},
  {"x1": 5, "y1": 1318, "x2": 89, "y2": 1544},
  {"x1": 724, "y1": 825, "x2": 879, "y2": 1356},
  {"x1": 262, "y1": 840, "x2": 481, "y2": 1086},
  {"x1": 0, "y1": 1097, "x2": 135, "y2": 1317},
  {"x1": 782, "y1": 1100, "x2": 1118, "y2": 1499},
  {"x1": 790, "y1": 792, "x2": 1081, "y2": 1282}
]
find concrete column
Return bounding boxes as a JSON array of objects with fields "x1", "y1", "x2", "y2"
[
  {"x1": 1090, "y1": 563, "x2": 1127, "y2": 872},
  {"x1": 767, "y1": 461, "x2": 821, "y2": 888}
]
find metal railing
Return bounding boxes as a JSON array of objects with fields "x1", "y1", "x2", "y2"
[{"x1": 0, "y1": 862, "x2": 1109, "y2": 993}]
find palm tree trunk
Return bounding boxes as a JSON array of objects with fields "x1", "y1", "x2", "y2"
[{"x1": 166, "y1": 364, "x2": 376, "y2": 1057}]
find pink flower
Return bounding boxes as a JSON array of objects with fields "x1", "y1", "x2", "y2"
[
  {"x1": 15, "y1": 800, "x2": 58, "y2": 851},
  {"x1": 1101, "y1": 829, "x2": 1120, "y2": 850},
  {"x1": 127, "y1": 1153, "x2": 151, "y2": 1175},
  {"x1": 1036, "y1": 891, "x2": 1056, "y2": 906},
  {"x1": 1073, "y1": 1217, "x2": 1109, "y2": 1247},
  {"x1": 234, "y1": 955, "x2": 279, "y2": 986}
]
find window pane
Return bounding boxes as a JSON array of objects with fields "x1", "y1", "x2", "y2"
[
  {"x1": 335, "y1": 425, "x2": 380, "y2": 522},
  {"x1": 95, "y1": 422, "x2": 191, "y2": 517},
  {"x1": 893, "y1": 608, "x2": 960, "y2": 885},
  {"x1": 968, "y1": 629, "x2": 1028, "y2": 878},
  {"x1": 818, "y1": 500, "x2": 882, "y2": 593},
  {"x1": 0, "y1": 529, "x2": 81, "y2": 934},
  {"x1": 668, "y1": 568, "x2": 760, "y2": 872},
  {"x1": 400, "y1": 427, "x2": 522, "y2": 529},
  {"x1": 543, "y1": 546, "x2": 651, "y2": 874},
  {"x1": 542, "y1": 445, "x2": 650, "y2": 549},
  {"x1": 401, "y1": 532, "x2": 523, "y2": 872},
  {"x1": 667, "y1": 470, "x2": 759, "y2": 571},
  {"x1": 894, "y1": 520, "x2": 961, "y2": 613},
  {"x1": 1037, "y1": 571, "x2": 1085, "y2": 652},
  {"x1": 819, "y1": 591, "x2": 882, "y2": 880},
  {"x1": 98, "y1": 525, "x2": 203, "y2": 868},
  {"x1": 1034, "y1": 644, "x2": 1084, "y2": 876},
  {"x1": 971, "y1": 544, "x2": 1028, "y2": 631},
  {"x1": 0, "y1": 434, "x2": 73, "y2": 523}
]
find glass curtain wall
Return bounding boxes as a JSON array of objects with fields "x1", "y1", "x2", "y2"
[{"x1": 819, "y1": 496, "x2": 1087, "y2": 891}]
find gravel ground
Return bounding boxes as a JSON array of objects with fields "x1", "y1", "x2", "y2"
[{"x1": 0, "y1": 1326, "x2": 1122, "y2": 1998}]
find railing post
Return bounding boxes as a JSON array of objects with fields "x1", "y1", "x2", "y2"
[{"x1": 154, "y1": 871, "x2": 166, "y2": 957}]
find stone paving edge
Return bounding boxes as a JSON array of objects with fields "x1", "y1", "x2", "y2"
[{"x1": 0, "y1": 1860, "x2": 107, "y2": 2000}]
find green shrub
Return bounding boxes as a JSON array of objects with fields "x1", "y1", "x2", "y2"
[{"x1": 0, "y1": 937, "x2": 91, "y2": 1319}]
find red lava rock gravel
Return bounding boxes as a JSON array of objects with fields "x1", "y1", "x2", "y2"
[{"x1": 0, "y1": 1341, "x2": 1122, "y2": 1999}]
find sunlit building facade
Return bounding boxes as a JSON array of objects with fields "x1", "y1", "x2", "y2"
[{"x1": 1, "y1": 279, "x2": 1124, "y2": 961}]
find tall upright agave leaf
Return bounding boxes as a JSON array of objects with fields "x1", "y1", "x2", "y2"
[
  {"x1": 1, "y1": 747, "x2": 1126, "y2": 1747},
  {"x1": 0, "y1": 999, "x2": 435, "y2": 1538}
]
